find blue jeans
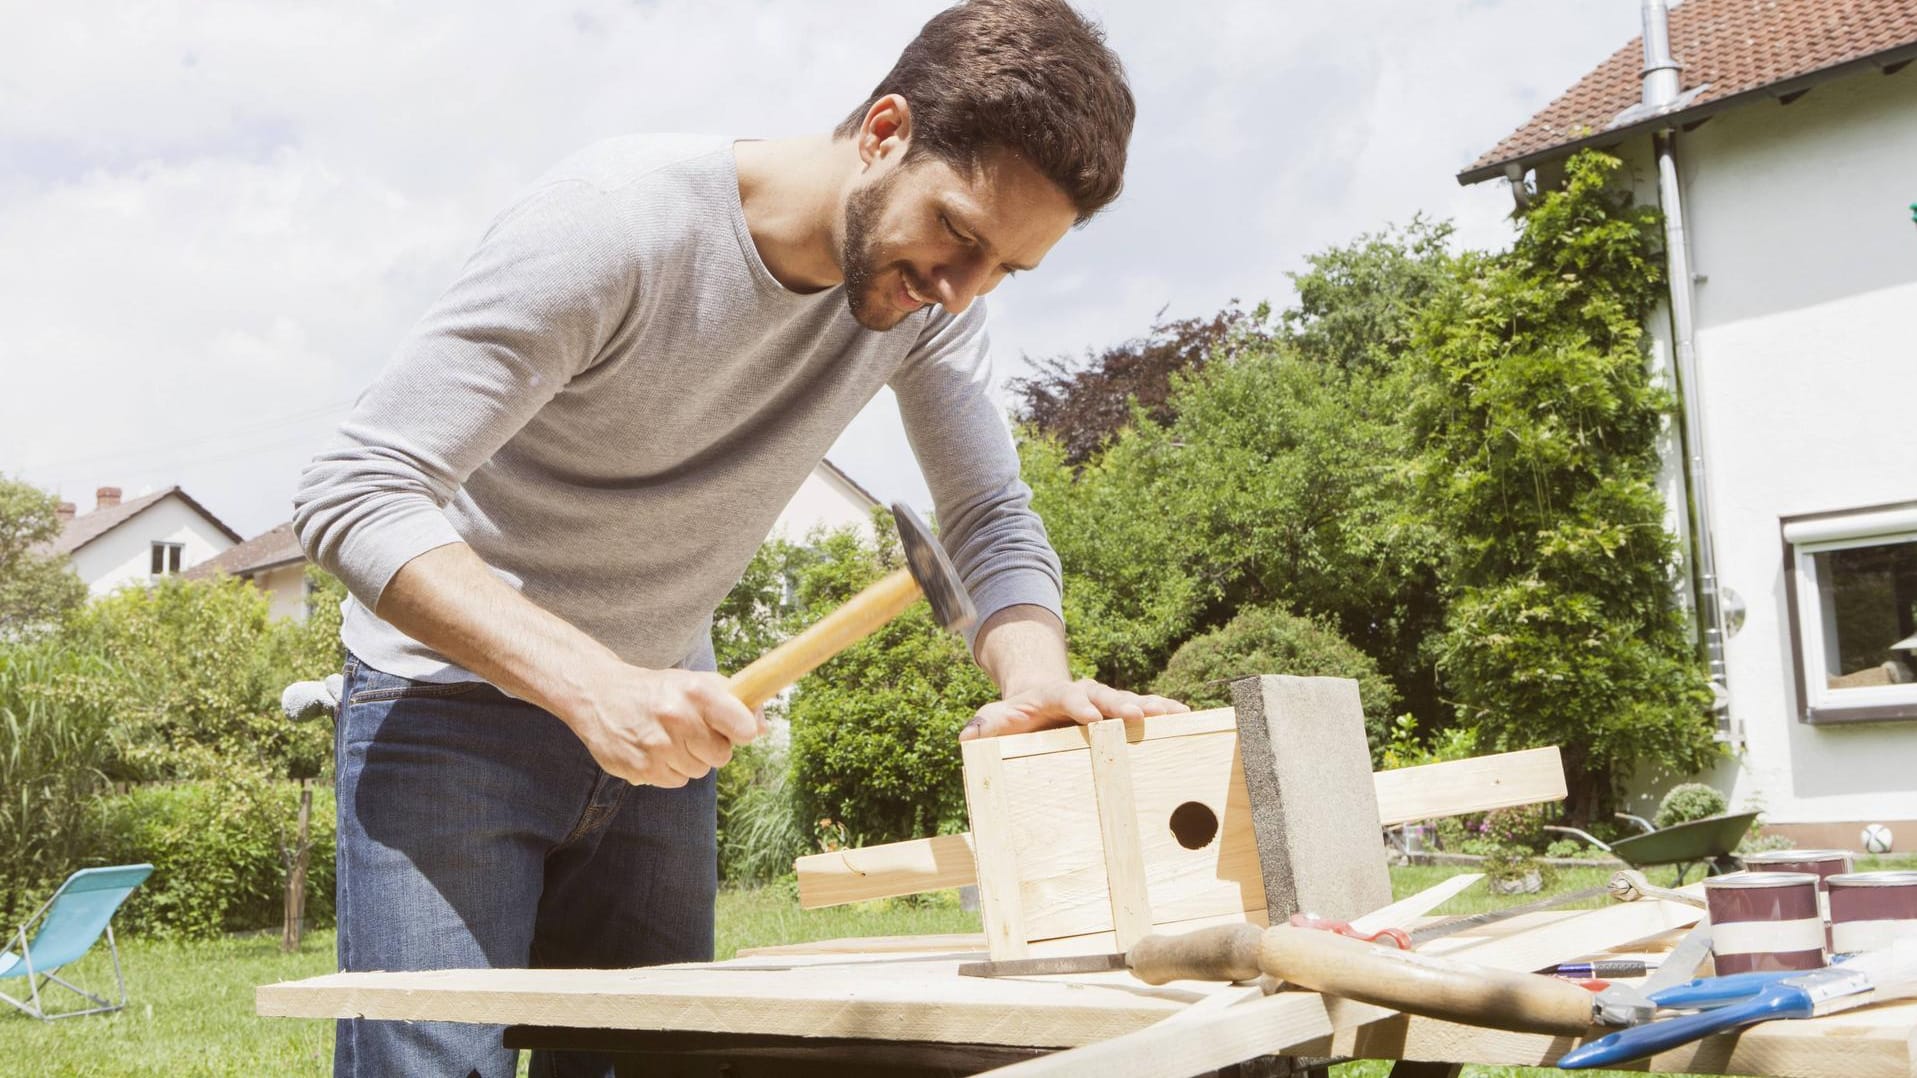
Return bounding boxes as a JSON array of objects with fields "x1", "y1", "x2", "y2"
[{"x1": 333, "y1": 653, "x2": 717, "y2": 1078}]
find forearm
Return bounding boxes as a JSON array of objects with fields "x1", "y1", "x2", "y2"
[
  {"x1": 375, "y1": 542, "x2": 625, "y2": 721},
  {"x1": 973, "y1": 603, "x2": 1072, "y2": 697}
]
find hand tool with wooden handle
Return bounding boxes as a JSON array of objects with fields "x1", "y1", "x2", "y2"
[
  {"x1": 726, "y1": 502, "x2": 975, "y2": 711},
  {"x1": 964, "y1": 921, "x2": 1604, "y2": 1034}
]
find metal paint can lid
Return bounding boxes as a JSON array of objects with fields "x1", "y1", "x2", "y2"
[
  {"x1": 1742, "y1": 849, "x2": 1852, "y2": 865},
  {"x1": 1705, "y1": 871, "x2": 1821, "y2": 889},
  {"x1": 1828, "y1": 871, "x2": 1917, "y2": 887}
]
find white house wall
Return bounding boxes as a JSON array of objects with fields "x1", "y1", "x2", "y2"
[
  {"x1": 251, "y1": 563, "x2": 309, "y2": 621},
  {"x1": 67, "y1": 495, "x2": 237, "y2": 597},
  {"x1": 1622, "y1": 66, "x2": 1917, "y2": 827},
  {"x1": 767, "y1": 465, "x2": 878, "y2": 544}
]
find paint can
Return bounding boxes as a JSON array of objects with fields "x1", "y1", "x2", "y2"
[
  {"x1": 1739, "y1": 848, "x2": 1854, "y2": 887},
  {"x1": 1740, "y1": 849, "x2": 1854, "y2": 948},
  {"x1": 1827, "y1": 871, "x2": 1917, "y2": 955},
  {"x1": 1703, "y1": 871, "x2": 1826, "y2": 974}
]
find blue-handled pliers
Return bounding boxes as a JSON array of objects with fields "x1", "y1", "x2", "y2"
[
  {"x1": 1649, "y1": 954, "x2": 1859, "y2": 1009},
  {"x1": 1557, "y1": 967, "x2": 1874, "y2": 1070}
]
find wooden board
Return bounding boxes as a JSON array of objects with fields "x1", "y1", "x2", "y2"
[
  {"x1": 797, "y1": 741, "x2": 1566, "y2": 910},
  {"x1": 257, "y1": 910, "x2": 1917, "y2": 1078}
]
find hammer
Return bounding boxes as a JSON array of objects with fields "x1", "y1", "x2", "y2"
[{"x1": 725, "y1": 502, "x2": 976, "y2": 711}]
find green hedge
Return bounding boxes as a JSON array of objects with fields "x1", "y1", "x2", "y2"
[{"x1": 89, "y1": 777, "x2": 335, "y2": 940}]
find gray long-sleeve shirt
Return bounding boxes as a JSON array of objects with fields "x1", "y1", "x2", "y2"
[{"x1": 293, "y1": 135, "x2": 1062, "y2": 683}]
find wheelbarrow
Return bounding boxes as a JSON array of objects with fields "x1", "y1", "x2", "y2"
[{"x1": 1545, "y1": 811, "x2": 1759, "y2": 885}]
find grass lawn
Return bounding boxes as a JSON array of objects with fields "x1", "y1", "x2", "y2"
[{"x1": 7, "y1": 859, "x2": 1910, "y2": 1076}]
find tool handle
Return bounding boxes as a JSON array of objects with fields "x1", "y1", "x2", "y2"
[
  {"x1": 1127, "y1": 924, "x2": 1266, "y2": 985},
  {"x1": 1557, "y1": 986, "x2": 1813, "y2": 1069},
  {"x1": 1648, "y1": 969, "x2": 1799, "y2": 1009},
  {"x1": 1257, "y1": 925, "x2": 1597, "y2": 1035},
  {"x1": 726, "y1": 568, "x2": 922, "y2": 710}
]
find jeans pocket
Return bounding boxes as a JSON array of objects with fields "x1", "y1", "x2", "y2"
[{"x1": 346, "y1": 680, "x2": 485, "y2": 706}]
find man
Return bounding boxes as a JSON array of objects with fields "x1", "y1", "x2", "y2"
[{"x1": 294, "y1": 1, "x2": 1183, "y2": 1074}]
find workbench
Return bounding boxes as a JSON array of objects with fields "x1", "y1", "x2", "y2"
[{"x1": 256, "y1": 911, "x2": 1917, "y2": 1078}]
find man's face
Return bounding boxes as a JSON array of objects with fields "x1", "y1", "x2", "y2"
[{"x1": 838, "y1": 147, "x2": 1078, "y2": 331}]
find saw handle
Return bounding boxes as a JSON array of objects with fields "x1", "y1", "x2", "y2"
[
  {"x1": 1127, "y1": 924, "x2": 1266, "y2": 985},
  {"x1": 1257, "y1": 924, "x2": 1598, "y2": 1035},
  {"x1": 726, "y1": 568, "x2": 922, "y2": 711}
]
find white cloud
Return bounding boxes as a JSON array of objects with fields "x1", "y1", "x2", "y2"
[{"x1": 0, "y1": 0, "x2": 1643, "y2": 533}]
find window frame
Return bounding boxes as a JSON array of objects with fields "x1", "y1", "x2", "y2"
[
  {"x1": 150, "y1": 541, "x2": 185, "y2": 577},
  {"x1": 1782, "y1": 501, "x2": 1917, "y2": 725}
]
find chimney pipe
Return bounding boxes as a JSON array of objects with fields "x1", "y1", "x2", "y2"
[
  {"x1": 57, "y1": 501, "x2": 76, "y2": 523},
  {"x1": 1641, "y1": 0, "x2": 1732, "y2": 729},
  {"x1": 96, "y1": 486, "x2": 122, "y2": 510}
]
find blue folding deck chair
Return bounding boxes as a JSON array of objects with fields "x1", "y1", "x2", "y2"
[{"x1": 0, "y1": 864, "x2": 153, "y2": 1020}]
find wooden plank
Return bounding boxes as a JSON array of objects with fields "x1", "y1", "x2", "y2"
[
  {"x1": 975, "y1": 992, "x2": 1394, "y2": 1078},
  {"x1": 796, "y1": 833, "x2": 975, "y2": 908},
  {"x1": 963, "y1": 737, "x2": 1029, "y2": 960},
  {"x1": 257, "y1": 925, "x2": 1917, "y2": 1078},
  {"x1": 1088, "y1": 719, "x2": 1154, "y2": 951},
  {"x1": 256, "y1": 963, "x2": 1196, "y2": 1048},
  {"x1": 995, "y1": 708, "x2": 1238, "y2": 760},
  {"x1": 800, "y1": 746, "x2": 1566, "y2": 911},
  {"x1": 1373, "y1": 747, "x2": 1566, "y2": 827},
  {"x1": 738, "y1": 933, "x2": 985, "y2": 958},
  {"x1": 1331, "y1": 1003, "x2": 1917, "y2": 1078},
  {"x1": 1348, "y1": 874, "x2": 1483, "y2": 937},
  {"x1": 1420, "y1": 898, "x2": 1701, "y2": 971}
]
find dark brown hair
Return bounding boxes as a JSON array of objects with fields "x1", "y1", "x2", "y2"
[{"x1": 835, "y1": 0, "x2": 1135, "y2": 223}]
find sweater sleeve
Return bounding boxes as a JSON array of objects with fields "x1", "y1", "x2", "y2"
[
  {"x1": 889, "y1": 300, "x2": 1064, "y2": 655},
  {"x1": 292, "y1": 181, "x2": 637, "y2": 610}
]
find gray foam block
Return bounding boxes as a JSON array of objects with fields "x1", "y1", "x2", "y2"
[{"x1": 1230, "y1": 674, "x2": 1392, "y2": 922}]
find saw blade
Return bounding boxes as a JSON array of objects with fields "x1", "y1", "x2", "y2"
[
  {"x1": 1407, "y1": 884, "x2": 1613, "y2": 945},
  {"x1": 958, "y1": 952, "x2": 1130, "y2": 978}
]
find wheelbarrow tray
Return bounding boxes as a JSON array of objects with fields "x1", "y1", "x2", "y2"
[{"x1": 1609, "y1": 811, "x2": 1759, "y2": 868}]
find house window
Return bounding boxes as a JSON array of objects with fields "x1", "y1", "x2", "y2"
[
  {"x1": 1784, "y1": 503, "x2": 1917, "y2": 723},
  {"x1": 150, "y1": 541, "x2": 185, "y2": 576}
]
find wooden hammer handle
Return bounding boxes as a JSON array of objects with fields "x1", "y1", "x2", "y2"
[
  {"x1": 726, "y1": 568, "x2": 922, "y2": 711},
  {"x1": 1127, "y1": 924, "x2": 1266, "y2": 985},
  {"x1": 1257, "y1": 925, "x2": 1596, "y2": 1035}
]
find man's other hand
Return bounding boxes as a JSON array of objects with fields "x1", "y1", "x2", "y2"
[
  {"x1": 959, "y1": 678, "x2": 1187, "y2": 741},
  {"x1": 567, "y1": 666, "x2": 762, "y2": 787}
]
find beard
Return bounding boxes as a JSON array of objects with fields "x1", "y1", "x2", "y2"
[{"x1": 839, "y1": 169, "x2": 915, "y2": 331}]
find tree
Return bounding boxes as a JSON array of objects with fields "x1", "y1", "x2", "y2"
[
  {"x1": 1152, "y1": 603, "x2": 1399, "y2": 760},
  {"x1": 0, "y1": 641, "x2": 116, "y2": 925},
  {"x1": 0, "y1": 476, "x2": 88, "y2": 637},
  {"x1": 782, "y1": 521, "x2": 997, "y2": 846},
  {"x1": 1010, "y1": 304, "x2": 1274, "y2": 466},
  {"x1": 61, "y1": 576, "x2": 333, "y2": 781},
  {"x1": 1407, "y1": 151, "x2": 1719, "y2": 819}
]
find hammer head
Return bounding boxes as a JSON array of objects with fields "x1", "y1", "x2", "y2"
[{"x1": 890, "y1": 502, "x2": 976, "y2": 634}]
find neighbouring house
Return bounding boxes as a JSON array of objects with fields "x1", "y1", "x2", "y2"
[
  {"x1": 1459, "y1": 0, "x2": 1916, "y2": 848},
  {"x1": 49, "y1": 485, "x2": 242, "y2": 597},
  {"x1": 184, "y1": 520, "x2": 311, "y2": 621},
  {"x1": 767, "y1": 457, "x2": 883, "y2": 542},
  {"x1": 199, "y1": 458, "x2": 885, "y2": 622}
]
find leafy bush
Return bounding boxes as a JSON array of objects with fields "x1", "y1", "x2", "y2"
[
  {"x1": 60, "y1": 575, "x2": 336, "y2": 781},
  {"x1": 89, "y1": 775, "x2": 335, "y2": 940},
  {"x1": 1409, "y1": 151, "x2": 1720, "y2": 819},
  {"x1": 1654, "y1": 782, "x2": 1728, "y2": 829},
  {"x1": 1151, "y1": 604, "x2": 1398, "y2": 758},
  {"x1": 0, "y1": 641, "x2": 118, "y2": 925},
  {"x1": 1380, "y1": 713, "x2": 1478, "y2": 770},
  {"x1": 1482, "y1": 803, "x2": 1554, "y2": 849},
  {"x1": 716, "y1": 741, "x2": 805, "y2": 886},
  {"x1": 783, "y1": 524, "x2": 997, "y2": 847}
]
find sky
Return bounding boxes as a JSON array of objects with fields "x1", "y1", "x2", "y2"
[{"x1": 0, "y1": 0, "x2": 1644, "y2": 538}]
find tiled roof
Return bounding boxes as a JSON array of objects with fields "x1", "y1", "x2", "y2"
[
  {"x1": 818, "y1": 457, "x2": 882, "y2": 511},
  {"x1": 49, "y1": 486, "x2": 242, "y2": 555},
  {"x1": 1460, "y1": 0, "x2": 1917, "y2": 184},
  {"x1": 185, "y1": 520, "x2": 305, "y2": 580}
]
